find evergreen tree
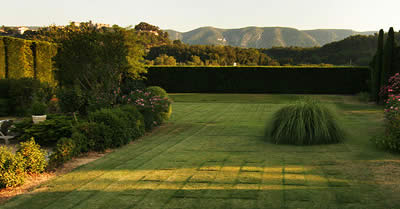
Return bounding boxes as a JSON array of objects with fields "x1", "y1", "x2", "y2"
[
  {"x1": 381, "y1": 27, "x2": 396, "y2": 86},
  {"x1": 370, "y1": 29, "x2": 384, "y2": 102}
]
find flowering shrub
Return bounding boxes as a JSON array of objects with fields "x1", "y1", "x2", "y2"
[
  {"x1": 120, "y1": 89, "x2": 171, "y2": 130},
  {"x1": 372, "y1": 73, "x2": 400, "y2": 151},
  {"x1": 379, "y1": 73, "x2": 400, "y2": 101}
]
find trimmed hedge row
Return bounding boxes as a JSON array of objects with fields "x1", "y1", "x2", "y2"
[
  {"x1": 35, "y1": 41, "x2": 58, "y2": 85},
  {"x1": 145, "y1": 66, "x2": 370, "y2": 94},
  {"x1": 3, "y1": 37, "x2": 34, "y2": 79},
  {"x1": 0, "y1": 38, "x2": 5, "y2": 79},
  {"x1": 0, "y1": 36, "x2": 57, "y2": 85}
]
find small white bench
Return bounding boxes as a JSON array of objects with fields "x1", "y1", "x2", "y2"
[
  {"x1": 0, "y1": 132, "x2": 14, "y2": 145},
  {"x1": 0, "y1": 120, "x2": 15, "y2": 145}
]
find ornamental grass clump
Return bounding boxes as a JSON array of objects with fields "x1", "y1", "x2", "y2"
[{"x1": 268, "y1": 98, "x2": 344, "y2": 145}]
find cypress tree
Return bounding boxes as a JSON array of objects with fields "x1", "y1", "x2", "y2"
[
  {"x1": 381, "y1": 27, "x2": 396, "y2": 86},
  {"x1": 370, "y1": 29, "x2": 384, "y2": 102}
]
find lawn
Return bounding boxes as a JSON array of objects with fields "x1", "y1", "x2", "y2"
[{"x1": 2, "y1": 94, "x2": 400, "y2": 209}]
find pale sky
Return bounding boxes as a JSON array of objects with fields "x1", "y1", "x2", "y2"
[{"x1": 1, "y1": 0, "x2": 399, "y2": 32}]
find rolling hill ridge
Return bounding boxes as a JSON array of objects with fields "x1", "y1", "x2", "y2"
[{"x1": 165, "y1": 27, "x2": 376, "y2": 48}]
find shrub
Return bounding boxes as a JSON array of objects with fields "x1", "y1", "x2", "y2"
[
  {"x1": 74, "y1": 122, "x2": 112, "y2": 152},
  {"x1": 48, "y1": 137, "x2": 76, "y2": 168},
  {"x1": 146, "y1": 86, "x2": 172, "y2": 121},
  {"x1": 8, "y1": 78, "x2": 42, "y2": 116},
  {"x1": 30, "y1": 100, "x2": 48, "y2": 115},
  {"x1": 16, "y1": 138, "x2": 47, "y2": 174},
  {"x1": 120, "y1": 89, "x2": 171, "y2": 130},
  {"x1": 57, "y1": 86, "x2": 87, "y2": 116},
  {"x1": 0, "y1": 146, "x2": 25, "y2": 188},
  {"x1": 268, "y1": 98, "x2": 344, "y2": 145},
  {"x1": 18, "y1": 114, "x2": 74, "y2": 146},
  {"x1": 89, "y1": 108, "x2": 128, "y2": 148},
  {"x1": 118, "y1": 105, "x2": 145, "y2": 139},
  {"x1": 120, "y1": 77, "x2": 146, "y2": 95},
  {"x1": 371, "y1": 77, "x2": 400, "y2": 152},
  {"x1": 146, "y1": 86, "x2": 168, "y2": 98},
  {"x1": 379, "y1": 73, "x2": 400, "y2": 102}
]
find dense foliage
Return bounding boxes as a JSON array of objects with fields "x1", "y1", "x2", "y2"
[
  {"x1": 264, "y1": 35, "x2": 380, "y2": 66},
  {"x1": 146, "y1": 43, "x2": 279, "y2": 66},
  {"x1": 119, "y1": 89, "x2": 171, "y2": 130},
  {"x1": 53, "y1": 23, "x2": 146, "y2": 91},
  {"x1": 268, "y1": 98, "x2": 344, "y2": 145},
  {"x1": 146, "y1": 66, "x2": 369, "y2": 94},
  {"x1": 16, "y1": 138, "x2": 47, "y2": 174},
  {"x1": 0, "y1": 146, "x2": 25, "y2": 188},
  {"x1": 0, "y1": 78, "x2": 53, "y2": 116},
  {"x1": 48, "y1": 137, "x2": 76, "y2": 168},
  {"x1": 16, "y1": 115, "x2": 75, "y2": 146},
  {"x1": 0, "y1": 36, "x2": 57, "y2": 85},
  {"x1": 372, "y1": 73, "x2": 400, "y2": 152},
  {"x1": 370, "y1": 28, "x2": 400, "y2": 103}
]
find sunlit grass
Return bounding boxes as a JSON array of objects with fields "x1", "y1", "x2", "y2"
[{"x1": 1, "y1": 94, "x2": 399, "y2": 209}]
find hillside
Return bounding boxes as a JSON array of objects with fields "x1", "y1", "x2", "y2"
[{"x1": 165, "y1": 27, "x2": 376, "y2": 48}]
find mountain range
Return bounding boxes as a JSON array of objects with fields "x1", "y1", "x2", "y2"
[{"x1": 165, "y1": 27, "x2": 376, "y2": 48}]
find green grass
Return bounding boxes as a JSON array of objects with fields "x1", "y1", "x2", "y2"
[
  {"x1": 268, "y1": 98, "x2": 344, "y2": 145},
  {"x1": 2, "y1": 93, "x2": 400, "y2": 209}
]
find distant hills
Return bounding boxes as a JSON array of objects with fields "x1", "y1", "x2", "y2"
[{"x1": 165, "y1": 27, "x2": 376, "y2": 48}]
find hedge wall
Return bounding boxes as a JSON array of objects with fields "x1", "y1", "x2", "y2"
[
  {"x1": 0, "y1": 36, "x2": 57, "y2": 85},
  {"x1": 3, "y1": 37, "x2": 34, "y2": 79},
  {"x1": 145, "y1": 66, "x2": 370, "y2": 94},
  {"x1": 0, "y1": 38, "x2": 5, "y2": 79},
  {"x1": 35, "y1": 41, "x2": 57, "y2": 85}
]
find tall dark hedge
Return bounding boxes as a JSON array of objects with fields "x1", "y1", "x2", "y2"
[
  {"x1": 145, "y1": 66, "x2": 370, "y2": 94},
  {"x1": 0, "y1": 38, "x2": 5, "y2": 79},
  {"x1": 370, "y1": 30, "x2": 384, "y2": 102},
  {"x1": 382, "y1": 27, "x2": 397, "y2": 85},
  {"x1": 3, "y1": 37, "x2": 34, "y2": 79}
]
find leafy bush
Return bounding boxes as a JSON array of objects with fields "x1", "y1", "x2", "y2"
[
  {"x1": 0, "y1": 146, "x2": 25, "y2": 188},
  {"x1": 120, "y1": 89, "x2": 171, "y2": 130},
  {"x1": 146, "y1": 86, "x2": 168, "y2": 98},
  {"x1": 268, "y1": 98, "x2": 344, "y2": 145},
  {"x1": 8, "y1": 78, "x2": 42, "y2": 116},
  {"x1": 18, "y1": 114, "x2": 74, "y2": 146},
  {"x1": 120, "y1": 77, "x2": 146, "y2": 95},
  {"x1": 89, "y1": 108, "x2": 129, "y2": 148},
  {"x1": 379, "y1": 73, "x2": 400, "y2": 102},
  {"x1": 119, "y1": 105, "x2": 145, "y2": 139},
  {"x1": 48, "y1": 137, "x2": 76, "y2": 168},
  {"x1": 30, "y1": 100, "x2": 48, "y2": 115},
  {"x1": 16, "y1": 138, "x2": 47, "y2": 174},
  {"x1": 146, "y1": 86, "x2": 172, "y2": 121},
  {"x1": 74, "y1": 122, "x2": 112, "y2": 152},
  {"x1": 57, "y1": 86, "x2": 87, "y2": 115}
]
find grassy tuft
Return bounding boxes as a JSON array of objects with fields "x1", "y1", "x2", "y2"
[{"x1": 267, "y1": 98, "x2": 344, "y2": 145}]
